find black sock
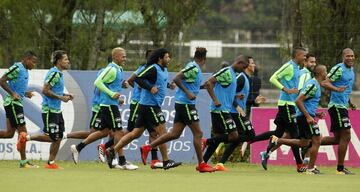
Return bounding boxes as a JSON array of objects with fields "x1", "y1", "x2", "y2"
[
  {"x1": 291, "y1": 146, "x2": 303, "y2": 165},
  {"x1": 118, "y1": 156, "x2": 126, "y2": 165},
  {"x1": 203, "y1": 141, "x2": 220, "y2": 163},
  {"x1": 337, "y1": 165, "x2": 344, "y2": 171},
  {"x1": 151, "y1": 148, "x2": 158, "y2": 160},
  {"x1": 219, "y1": 140, "x2": 241, "y2": 164},
  {"x1": 105, "y1": 138, "x2": 114, "y2": 149},
  {"x1": 76, "y1": 142, "x2": 86, "y2": 152},
  {"x1": 252, "y1": 131, "x2": 274, "y2": 143},
  {"x1": 206, "y1": 135, "x2": 228, "y2": 146}
]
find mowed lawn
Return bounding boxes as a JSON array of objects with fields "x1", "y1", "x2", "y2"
[{"x1": 0, "y1": 160, "x2": 359, "y2": 192}]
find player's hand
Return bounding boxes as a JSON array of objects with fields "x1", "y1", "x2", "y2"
[
  {"x1": 11, "y1": 92, "x2": 21, "y2": 101},
  {"x1": 169, "y1": 82, "x2": 176, "y2": 90},
  {"x1": 240, "y1": 111, "x2": 246, "y2": 117},
  {"x1": 122, "y1": 80, "x2": 129, "y2": 89},
  {"x1": 186, "y1": 92, "x2": 196, "y2": 100},
  {"x1": 214, "y1": 99, "x2": 221, "y2": 107},
  {"x1": 64, "y1": 93, "x2": 74, "y2": 100},
  {"x1": 283, "y1": 87, "x2": 298, "y2": 94},
  {"x1": 316, "y1": 112, "x2": 326, "y2": 119},
  {"x1": 25, "y1": 91, "x2": 35, "y2": 99},
  {"x1": 255, "y1": 95, "x2": 266, "y2": 104},
  {"x1": 306, "y1": 116, "x2": 316, "y2": 125},
  {"x1": 150, "y1": 86, "x2": 158, "y2": 94},
  {"x1": 349, "y1": 103, "x2": 357, "y2": 110},
  {"x1": 118, "y1": 99, "x2": 125, "y2": 106},
  {"x1": 60, "y1": 95, "x2": 72, "y2": 102},
  {"x1": 236, "y1": 94, "x2": 245, "y2": 100},
  {"x1": 112, "y1": 92, "x2": 121, "y2": 99},
  {"x1": 336, "y1": 86, "x2": 347, "y2": 92}
]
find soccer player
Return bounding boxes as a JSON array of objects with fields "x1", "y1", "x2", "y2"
[
  {"x1": 298, "y1": 53, "x2": 317, "y2": 163},
  {"x1": 71, "y1": 47, "x2": 137, "y2": 170},
  {"x1": 106, "y1": 48, "x2": 181, "y2": 170},
  {"x1": 201, "y1": 55, "x2": 248, "y2": 165},
  {"x1": 250, "y1": 53, "x2": 315, "y2": 145},
  {"x1": 0, "y1": 51, "x2": 38, "y2": 168},
  {"x1": 140, "y1": 47, "x2": 215, "y2": 172},
  {"x1": 214, "y1": 56, "x2": 265, "y2": 171},
  {"x1": 17, "y1": 50, "x2": 73, "y2": 169},
  {"x1": 122, "y1": 49, "x2": 162, "y2": 169},
  {"x1": 267, "y1": 65, "x2": 327, "y2": 174},
  {"x1": 260, "y1": 47, "x2": 306, "y2": 172},
  {"x1": 320, "y1": 48, "x2": 355, "y2": 174}
]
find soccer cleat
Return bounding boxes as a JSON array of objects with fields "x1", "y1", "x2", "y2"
[
  {"x1": 97, "y1": 144, "x2": 106, "y2": 163},
  {"x1": 105, "y1": 148, "x2": 115, "y2": 169},
  {"x1": 115, "y1": 161, "x2": 138, "y2": 170},
  {"x1": 163, "y1": 159, "x2": 182, "y2": 170},
  {"x1": 337, "y1": 168, "x2": 355, "y2": 175},
  {"x1": 140, "y1": 145, "x2": 151, "y2": 165},
  {"x1": 260, "y1": 151, "x2": 268, "y2": 170},
  {"x1": 70, "y1": 145, "x2": 79, "y2": 164},
  {"x1": 214, "y1": 163, "x2": 228, "y2": 171},
  {"x1": 267, "y1": 135, "x2": 278, "y2": 153},
  {"x1": 20, "y1": 161, "x2": 39, "y2": 168},
  {"x1": 197, "y1": 162, "x2": 216, "y2": 173},
  {"x1": 16, "y1": 132, "x2": 28, "y2": 152},
  {"x1": 150, "y1": 159, "x2": 163, "y2": 169},
  {"x1": 306, "y1": 168, "x2": 321, "y2": 175},
  {"x1": 201, "y1": 138, "x2": 207, "y2": 152},
  {"x1": 45, "y1": 163, "x2": 62, "y2": 169},
  {"x1": 297, "y1": 164, "x2": 307, "y2": 173}
]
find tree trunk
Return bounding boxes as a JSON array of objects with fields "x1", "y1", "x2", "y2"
[
  {"x1": 88, "y1": 1, "x2": 105, "y2": 70},
  {"x1": 292, "y1": 0, "x2": 302, "y2": 48}
]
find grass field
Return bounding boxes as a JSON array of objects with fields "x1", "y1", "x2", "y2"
[{"x1": 1, "y1": 160, "x2": 359, "y2": 192}]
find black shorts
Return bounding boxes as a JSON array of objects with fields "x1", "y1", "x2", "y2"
[
  {"x1": 127, "y1": 102, "x2": 140, "y2": 132},
  {"x1": 134, "y1": 105, "x2": 165, "y2": 131},
  {"x1": 297, "y1": 116, "x2": 320, "y2": 139},
  {"x1": 174, "y1": 103, "x2": 199, "y2": 125},
  {"x1": 273, "y1": 104, "x2": 299, "y2": 138},
  {"x1": 100, "y1": 105, "x2": 123, "y2": 131},
  {"x1": 211, "y1": 111, "x2": 237, "y2": 134},
  {"x1": 42, "y1": 111, "x2": 65, "y2": 141},
  {"x1": 4, "y1": 103, "x2": 25, "y2": 128},
  {"x1": 89, "y1": 110, "x2": 101, "y2": 130},
  {"x1": 328, "y1": 106, "x2": 351, "y2": 132},
  {"x1": 231, "y1": 113, "x2": 255, "y2": 141}
]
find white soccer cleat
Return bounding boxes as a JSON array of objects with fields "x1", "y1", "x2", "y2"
[
  {"x1": 70, "y1": 145, "x2": 79, "y2": 164},
  {"x1": 114, "y1": 161, "x2": 138, "y2": 170},
  {"x1": 97, "y1": 144, "x2": 106, "y2": 163}
]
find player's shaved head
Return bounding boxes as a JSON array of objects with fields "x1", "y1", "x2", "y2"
[
  {"x1": 342, "y1": 48, "x2": 354, "y2": 57},
  {"x1": 313, "y1": 64, "x2": 326, "y2": 77}
]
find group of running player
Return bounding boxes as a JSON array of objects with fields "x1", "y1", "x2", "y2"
[{"x1": 0, "y1": 46, "x2": 356, "y2": 174}]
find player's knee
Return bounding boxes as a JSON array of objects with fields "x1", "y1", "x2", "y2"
[
  {"x1": 132, "y1": 131, "x2": 142, "y2": 139},
  {"x1": 170, "y1": 132, "x2": 181, "y2": 140},
  {"x1": 149, "y1": 131, "x2": 158, "y2": 139},
  {"x1": 194, "y1": 130, "x2": 203, "y2": 139},
  {"x1": 3, "y1": 132, "x2": 14, "y2": 138},
  {"x1": 228, "y1": 132, "x2": 238, "y2": 142},
  {"x1": 342, "y1": 134, "x2": 351, "y2": 143},
  {"x1": 312, "y1": 139, "x2": 320, "y2": 147}
]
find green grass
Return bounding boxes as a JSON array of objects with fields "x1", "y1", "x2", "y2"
[{"x1": 1, "y1": 161, "x2": 359, "y2": 192}]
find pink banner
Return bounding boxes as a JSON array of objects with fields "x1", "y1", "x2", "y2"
[{"x1": 250, "y1": 108, "x2": 360, "y2": 167}]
